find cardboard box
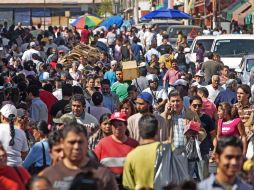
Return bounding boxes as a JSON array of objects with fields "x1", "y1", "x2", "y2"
[{"x1": 122, "y1": 61, "x2": 139, "y2": 81}]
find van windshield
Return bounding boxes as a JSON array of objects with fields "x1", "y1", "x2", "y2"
[
  {"x1": 193, "y1": 39, "x2": 214, "y2": 53},
  {"x1": 214, "y1": 39, "x2": 254, "y2": 57},
  {"x1": 167, "y1": 27, "x2": 201, "y2": 38},
  {"x1": 246, "y1": 59, "x2": 254, "y2": 72}
]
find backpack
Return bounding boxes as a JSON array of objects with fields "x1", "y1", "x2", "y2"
[{"x1": 176, "y1": 52, "x2": 186, "y2": 65}]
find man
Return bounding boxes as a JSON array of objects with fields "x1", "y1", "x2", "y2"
[
  {"x1": 80, "y1": 25, "x2": 90, "y2": 44},
  {"x1": 44, "y1": 36, "x2": 57, "y2": 52},
  {"x1": 189, "y1": 96, "x2": 216, "y2": 180},
  {"x1": 127, "y1": 85, "x2": 138, "y2": 105},
  {"x1": 191, "y1": 70, "x2": 206, "y2": 87},
  {"x1": 145, "y1": 42, "x2": 160, "y2": 64},
  {"x1": 219, "y1": 65, "x2": 229, "y2": 86},
  {"x1": 123, "y1": 114, "x2": 160, "y2": 189},
  {"x1": 51, "y1": 83, "x2": 73, "y2": 119},
  {"x1": 27, "y1": 85, "x2": 48, "y2": 123},
  {"x1": 131, "y1": 63, "x2": 149, "y2": 93},
  {"x1": 69, "y1": 61, "x2": 83, "y2": 82},
  {"x1": 161, "y1": 90, "x2": 200, "y2": 150},
  {"x1": 143, "y1": 74, "x2": 167, "y2": 113},
  {"x1": 89, "y1": 91, "x2": 111, "y2": 121},
  {"x1": 163, "y1": 59, "x2": 182, "y2": 88},
  {"x1": 40, "y1": 124, "x2": 117, "y2": 190},
  {"x1": 214, "y1": 79, "x2": 237, "y2": 106},
  {"x1": 136, "y1": 24, "x2": 146, "y2": 45},
  {"x1": 53, "y1": 79, "x2": 63, "y2": 100},
  {"x1": 205, "y1": 75, "x2": 223, "y2": 102},
  {"x1": 104, "y1": 60, "x2": 117, "y2": 86},
  {"x1": 48, "y1": 130, "x2": 64, "y2": 166},
  {"x1": 157, "y1": 38, "x2": 173, "y2": 55},
  {"x1": 22, "y1": 41, "x2": 40, "y2": 62},
  {"x1": 67, "y1": 94, "x2": 98, "y2": 136},
  {"x1": 127, "y1": 92, "x2": 168, "y2": 142},
  {"x1": 111, "y1": 68, "x2": 129, "y2": 102},
  {"x1": 201, "y1": 52, "x2": 223, "y2": 84},
  {"x1": 233, "y1": 84, "x2": 254, "y2": 140},
  {"x1": 143, "y1": 25, "x2": 154, "y2": 51},
  {"x1": 101, "y1": 79, "x2": 119, "y2": 113},
  {"x1": 198, "y1": 136, "x2": 252, "y2": 190}
]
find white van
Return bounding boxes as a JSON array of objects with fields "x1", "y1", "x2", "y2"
[
  {"x1": 210, "y1": 34, "x2": 254, "y2": 69},
  {"x1": 185, "y1": 35, "x2": 215, "y2": 64}
]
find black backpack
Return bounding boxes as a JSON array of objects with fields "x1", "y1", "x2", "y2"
[{"x1": 176, "y1": 52, "x2": 186, "y2": 65}]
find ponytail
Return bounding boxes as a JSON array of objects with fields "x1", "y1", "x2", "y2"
[{"x1": 8, "y1": 114, "x2": 15, "y2": 146}]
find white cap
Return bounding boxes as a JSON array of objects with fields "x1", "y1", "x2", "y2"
[
  {"x1": 146, "y1": 74, "x2": 159, "y2": 81},
  {"x1": 174, "y1": 79, "x2": 188, "y2": 86},
  {"x1": 30, "y1": 41, "x2": 37, "y2": 47},
  {"x1": 138, "y1": 62, "x2": 146, "y2": 68},
  {"x1": 0, "y1": 104, "x2": 17, "y2": 119},
  {"x1": 110, "y1": 60, "x2": 117, "y2": 66},
  {"x1": 195, "y1": 70, "x2": 204, "y2": 77}
]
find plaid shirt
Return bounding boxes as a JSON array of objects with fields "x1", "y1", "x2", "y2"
[
  {"x1": 172, "y1": 110, "x2": 187, "y2": 148},
  {"x1": 233, "y1": 102, "x2": 254, "y2": 123}
]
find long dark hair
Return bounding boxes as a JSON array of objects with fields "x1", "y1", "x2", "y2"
[{"x1": 8, "y1": 114, "x2": 16, "y2": 146}]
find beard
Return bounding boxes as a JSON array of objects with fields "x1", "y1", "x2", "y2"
[{"x1": 138, "y1": 108, "x2": 149, "y2": 114}]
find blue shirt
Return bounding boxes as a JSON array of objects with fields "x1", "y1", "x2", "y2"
[
  {"x1": 131, "y1": 43, "x2": 142, "y2": 62},
  {"x1": 23, "y1": 140, "x2": 51, "y2": 168},
  {"x1": 104, "y1": 71, "x2": 117, "y2": 87},
  {"x1": 198, "y1": 174, "x2": 252, "y2": 190},
  {"x1": 214, "y1": 88, "x2": 237, "y2": 106},
  {"x1": 30, "y1": 97, "x2": 48, "y2": 123}
]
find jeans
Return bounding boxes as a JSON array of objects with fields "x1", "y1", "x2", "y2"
[{"x1": 188, "y1": 154, "x2": 210, "y2": 181}]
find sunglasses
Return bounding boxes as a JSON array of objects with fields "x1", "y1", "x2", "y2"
[{"x1": 192, "y1": 104, "x2": 202, "y2": 108}]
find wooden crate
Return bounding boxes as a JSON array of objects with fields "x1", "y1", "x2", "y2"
[{"x1": 122, "y1": 61, "x2": 139, "y2": 81}]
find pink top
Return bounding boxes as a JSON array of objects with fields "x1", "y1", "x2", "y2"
[
  {"x1": 163, "y1": 69, "x2": 181, "y2": 86},
  {"x1": 219, "y1": 118, "x2": 241, "y2": 136}
]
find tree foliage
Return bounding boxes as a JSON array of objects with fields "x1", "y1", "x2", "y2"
[{"x1": 97, "y1": 0, "x2": 113, "y2": 17}]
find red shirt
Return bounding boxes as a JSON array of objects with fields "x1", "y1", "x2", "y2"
[
  {"x1": 94, "y1": 135, "x2": 138, "y2": 174},
  {"x1": 0, "y1": 166, "x2": 30, "y2": 190},
  {"x1": 80, "y1": 29, "x2": 90, "y2": 44},
  {"x1": 39, "y1": 89, "x2": 57, "y2": 124},
  {"x1": 163, "y1": 69, "x2": 182, "y2": 86},
  {"x1": 49, "y1": 61, "x2": 57, "y2": 69}
]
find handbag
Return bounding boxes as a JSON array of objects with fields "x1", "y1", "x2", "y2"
[
  {"x1": 28, "y1": 142, "x2": 49, "y2": 175},
  {"x1": 154, "y1": 143, "x2": 190, "y2": 190}
]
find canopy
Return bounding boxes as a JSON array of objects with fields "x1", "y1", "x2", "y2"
[
  {"x1": 71, "y1": 15, "x2": 102, "y2": 29},
  {"x1": 141, "y1": 8, "x2": 192, "y2": 20},
  {"x1": 100, "y1": 16, "x2": 123, "y2": 29}
]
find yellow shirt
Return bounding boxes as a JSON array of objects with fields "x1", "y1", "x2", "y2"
[{"x1": 123, "y1": 142, "x2": 160, "y2": 190}]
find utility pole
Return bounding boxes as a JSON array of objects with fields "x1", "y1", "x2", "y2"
[
  {"x1": 134, "y1": 0, "x2": 139, "y2": 24},
  {"x1": 184, "y1": 0, "x2": 189, "y2": 25},
  {"x1": 213, "y1": 0, "x2": 217, "y2": 29}
]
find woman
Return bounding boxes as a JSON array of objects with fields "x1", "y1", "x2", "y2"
[
  {"x1": 89, "y1": 113, "x2": 112, "y2": 150},
  {"x1": 23, "y1": 121, "x2": 51, "y2": 175},
  {"x1": 195, "y1": 43, "x2": 205, "y2": 71},
  {"x1": 0, "y1": 142, "x2": 30, "y2": 190},
  {"x1": 213, "y1": 102, "x2": 247, "y2": 157},
  {"x1": 94, "y1": 112, "x2": 138, "y2": 185},
  {"x1": 119, "y1": 98, "x2": 136, "y2": 118},
  {"x1": 84, "y1": 77, "x2": 97, "y2": 101},
  {"x1": 0, "y1": 104, "x2": 29, "y2": 166}
]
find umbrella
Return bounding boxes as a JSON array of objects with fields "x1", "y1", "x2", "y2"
[
  {"x1": 100, "y1": 16, "x2": 123, "y2": 29},
  {"x1": 142, "y1": 8, "x2": 192, "y2": 20},
  {"x1": 71, "y1": 15, "x2": 102, "y2": 29}
]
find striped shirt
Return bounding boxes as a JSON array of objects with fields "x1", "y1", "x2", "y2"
[{"x1": 172, "y1": 111, "x2": 187, "y2": 148}]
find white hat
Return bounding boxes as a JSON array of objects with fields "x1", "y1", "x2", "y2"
[
  {"x1": 30, "y1": 41, "x2": 37, "y2": 47},
  {"x1": 138, "y1": 62, "x2": 146, "y2": 68},
  {"x1": 146, "y1": 74, "x2": 159, "y2": 81},
  {"x1": 195, "y1": 70, "x2": 204, "y2": 77},
  {"x1": 0, "y1": 104, "x2": 17, "y2": 119},
  {"x1": 174, "y1": 79, "x2": 188, "y2": 86},
  {"x1": 110, "y1": 60, "x2": 117, "y2": 66}
]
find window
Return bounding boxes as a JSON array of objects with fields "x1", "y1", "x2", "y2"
[
  {"x1": 214, "y1": 39, "x2": 254, "y2": 57},
  {"x1": 193, "y1": 39, "x2": 214, "y2": 53},
  {"x1": 246, "y1": 59, "x2": 254, "y2": 72}
]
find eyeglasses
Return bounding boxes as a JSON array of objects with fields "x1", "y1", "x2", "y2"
[{"x1": 192, "y1": 104, "x2": 202, "y2": 108}]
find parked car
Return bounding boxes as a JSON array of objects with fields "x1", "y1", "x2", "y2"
[
  {"x1": 211, "y1": 34, "x2": 254, "y2": 69},
  {"x1": 235, "y1": 54, "x2": 254, "y2": 85}
]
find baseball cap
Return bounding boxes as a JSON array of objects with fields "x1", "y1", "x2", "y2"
[
  {"x1": 146, "y1": 74, "x2": 159, "y2": 81},
  {"x1": 30, "y1": 41, "x2": 37, "y2": 47},
  {"x1": 137, "y1": 92, "x2": 153, "y2": 105},
  {"x1": 110, "y1": 60, "x2": 117, "y2": 66},
  {"x1": 109, "y1": 112, "x2": 127, "y2": 123},
  {"x1": 138, "y1": 62, "x2": 146, "y2": 68},
  {"x1": 59, "y1": 50, "x2": 65, "y2": 53},
  {"x1": 0, "y1": 104, "x2": 17, "y2": 118},
  {"x1": 174, "y1": 79, "x2": 188, "y2": 86},
  {"x1": 48, "y1": 36, "x2": 54, "y2": 40},
  {"x1": 195, "y1": 70, "x2": 204, "y2": 77},
  {"x1": 17, "y1": 108, "x2": 26, "y2": 118}
]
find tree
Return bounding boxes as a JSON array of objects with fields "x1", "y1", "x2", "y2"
[{"x1": 97, "y1": 0, "x2": 113, "y2": 18}]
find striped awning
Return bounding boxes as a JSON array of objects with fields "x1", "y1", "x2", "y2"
[
  {"x1": 232, "y1": 1, "x2": 251, "y2": 21},
  {"x1": 238, "y1": 6, "x2": 252, "y2": 25}
]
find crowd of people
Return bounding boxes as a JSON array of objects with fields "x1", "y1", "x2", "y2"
[{"x1": 0, "y1": 20, "x2": 254, "y2": 190}]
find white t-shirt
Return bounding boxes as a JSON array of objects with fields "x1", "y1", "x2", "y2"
[
  {"x1": 206, "y1": 84, "x2": 223, "y2": 102},
  {"x1": 142, "y1": 86, "x2": 168, "y2": 106},
  {"x1": 0, "y1": 123, "x2": 28, "y2": 166},
  {"x1": 22, "y1": 48, "x2": 40, "y2": 62}
]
